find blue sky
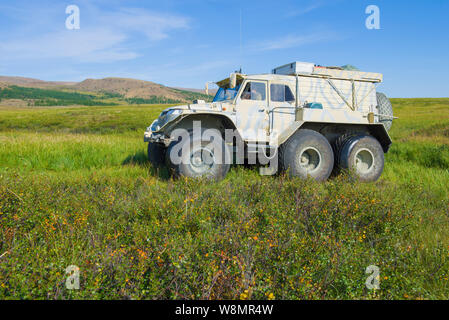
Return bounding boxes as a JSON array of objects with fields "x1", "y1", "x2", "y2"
[{"x1": 0, "y1": 0, "x2": 448, "y2": 97}]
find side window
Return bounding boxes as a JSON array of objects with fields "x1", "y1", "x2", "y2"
[
  {"x1": 241, "y1": 82, "x2": 266, "y2": 101},
  {"x1": 270, "y1": 84, "x2": 295, "y2": 103}
]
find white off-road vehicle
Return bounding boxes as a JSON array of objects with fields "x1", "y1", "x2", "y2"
[{"x1": 144, "y1": 62, "x2": 394, "y2": 182}]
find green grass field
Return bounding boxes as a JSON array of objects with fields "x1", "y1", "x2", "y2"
[{"x1": 0, "y1": 99, "x2": 448, "y2": 299}]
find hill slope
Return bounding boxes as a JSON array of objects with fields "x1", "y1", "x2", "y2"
[
  {"x1": 0, "y1": 76, "x2": 76, "y2": 88},
  {"x1": 72, "y1": 77, "x2": 190, "y2": 100},
  {"x1": 0, "y1": 76, "x2": 212, "y2": 106}
]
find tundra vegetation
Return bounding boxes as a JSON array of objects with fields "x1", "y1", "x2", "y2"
[
  {"x1": 0, "y1": 85, "x2": 211, "y2": 106},
  {"x1": 0, "y1": 98, "x2": 448, "y2": 299}
]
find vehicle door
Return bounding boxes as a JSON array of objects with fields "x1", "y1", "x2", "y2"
[
  {"x1": 268, "y1": 81, "x2": 296, "y2": 139},
  {"x1": 235, "y1": 80, "x2": 269, "y2": 142}
]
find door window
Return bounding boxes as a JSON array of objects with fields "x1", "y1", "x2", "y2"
[
  {"x1": 270, "y1": 84, "x2": 295, "y2": 103},
  {"x1": 241, "y1": 82, "x2": 266, "y2": 101}
]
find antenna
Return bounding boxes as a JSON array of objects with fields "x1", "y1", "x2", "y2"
[{"x1": 239, "y1": 8, "x2": 242, "y2": 73}]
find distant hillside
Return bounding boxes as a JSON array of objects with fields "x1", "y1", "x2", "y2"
[
  {"x1": 0, "y1": 76, "x2": 76, "y2": 88},
  {"x1": 0, "y1": 76, "x2": 211, "y2": 106},
  {"x1": 174, "y1": 86, "x2": 217, "y2": 96},
  {"x1": 72, "y1": 78, "x2": 189, "y2": 100}
]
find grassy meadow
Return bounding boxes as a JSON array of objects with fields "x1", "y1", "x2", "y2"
[{"x1": 0, "y1": 99, "x2": 448, "y2": 299}]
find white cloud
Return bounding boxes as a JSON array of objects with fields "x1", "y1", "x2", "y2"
[
  {"x1": 0, "y1": 28, "x2": 139, "y2": 62},
  {"x1": 285, "y1": 3, "x2": 323, "y2": 17},
  {"x1": 100, "y1": 8, "x2": 190, "y2": 41},
  {"x1": 0, "y1": 7, "x2": 191, "y2": 63},
  {"x1": 248, "y1": 32, "x2": 337, "y2": 52}
]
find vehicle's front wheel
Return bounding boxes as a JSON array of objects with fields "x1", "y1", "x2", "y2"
[
  {"x1": 147, "y1": 142, "x2": 165, "y2": 168},
  {"x1": 280, "y1": 129, "x2": 334, "y2": 181},
  {"x1": 165, "y1": 129, "x2": 231, "y2": 180},
  {"x1": 338, "y1": 134, "x2": 384, "y2": 182}
]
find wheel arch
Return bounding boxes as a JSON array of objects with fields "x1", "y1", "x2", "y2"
[
  {"x1": 366, "y1": 123, "x2": 392, "y2": 153},
  {"x1": 164, "y1": 113, "x2": 243, "y2": 142}
]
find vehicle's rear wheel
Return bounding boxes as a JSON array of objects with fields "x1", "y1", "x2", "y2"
[
  {"x1": 147, "y1": 142, "x2": 165, "y2": 168},
  {"x1": 280, "y1": 129, "x2": 334, "y2": 181},
  {"x1": 338, "y1": 134, "x2": 384, "y2": 182},
  {"x1": 165, "y1": 129, "x2": 231, "y2": 180}
]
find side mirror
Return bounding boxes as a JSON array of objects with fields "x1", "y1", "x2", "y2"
[{"x1": 229, "y1": 73, "x2": 237, "y2": 89}]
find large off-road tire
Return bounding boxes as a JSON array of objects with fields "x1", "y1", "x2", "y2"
[
  {"x1": 147, "y1": 142, "x2": 165, "y2": 168},
  {"x1": 332, "y1": 132, "x2": 364, "y2": 175},
  {"x1": 338, "y1": 134, "x2": 384, "y2": 182},
  {"x1": 280, "y1": 129, "x2": 334, "y2": 181},
  {"x1": 165, "y1": 129, "x2": 231, "y2": 180},
  {"x1": 376, "y1": 92, "x2": 393, "y2": 131}
]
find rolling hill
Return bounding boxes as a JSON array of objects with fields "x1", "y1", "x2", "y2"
[
  {"x1": 0, "y1": 76, "x2": 212, "y2": 106},
  {"x1": 0, "y1": 76, "x2": 76, "y2": 88}
]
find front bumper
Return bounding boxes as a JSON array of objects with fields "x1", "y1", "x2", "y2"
[{"x1": 144, "y1": 127, "x2": 173, "y2": 146}]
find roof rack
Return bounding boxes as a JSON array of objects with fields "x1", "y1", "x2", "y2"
[{"x1": 272, "y1": 61, "x2": 383, "y2": 83}]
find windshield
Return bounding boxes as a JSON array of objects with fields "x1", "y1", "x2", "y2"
[{"x1": 213, "y1": 85, "x2": 240, "y2": 102}]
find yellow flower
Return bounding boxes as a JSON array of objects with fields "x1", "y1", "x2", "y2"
[
  {"x1": 240, "y1": 290, "x2": 249, "y2": 300},
  {"x1": 267, "y1": 292, "x2": 275, "y2": 300}
]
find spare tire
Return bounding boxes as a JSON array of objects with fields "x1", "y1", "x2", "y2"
[{"x1": 376, "y1": 92, "x2": 393, "y2": 131}]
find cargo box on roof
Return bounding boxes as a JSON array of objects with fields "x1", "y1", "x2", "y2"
[
  {"x1": 272, "y1": 61, "x2": 383, "y2": 83},
  {"x1": 272, "y1": 62, "x2": 315, "y2": 75}
]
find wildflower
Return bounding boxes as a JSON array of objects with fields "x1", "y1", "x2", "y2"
[{"x1": 240, "y1": 289, "x2": 249, "y2": 300}]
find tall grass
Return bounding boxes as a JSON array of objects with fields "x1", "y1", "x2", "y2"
[{"x1": 0, "y1": 100, "x2": 448, "y2": 299}]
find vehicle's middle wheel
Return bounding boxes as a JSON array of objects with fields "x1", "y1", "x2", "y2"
[
  {"x1": 280, "y1": 129, "x2": 334, "y2": 181},
  {"x1": 165, "y1": 129, "x2": 231, "y2": 180}
]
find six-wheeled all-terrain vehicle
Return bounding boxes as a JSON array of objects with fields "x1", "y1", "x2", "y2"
[{"x1": 144, "y1": 61, "x2": 394, "y2": 182}]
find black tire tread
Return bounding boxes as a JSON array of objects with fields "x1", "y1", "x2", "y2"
[
  {"x1": 280, "y1": 129, "x2": 334, "y2": 181},
  {"x1": 147, "y1": 142, "x2": 165, "y2": 168}
]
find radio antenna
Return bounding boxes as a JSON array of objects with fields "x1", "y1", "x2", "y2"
[{"x1": 239, "y1": 8, "x2": 242, "y2": 73}]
